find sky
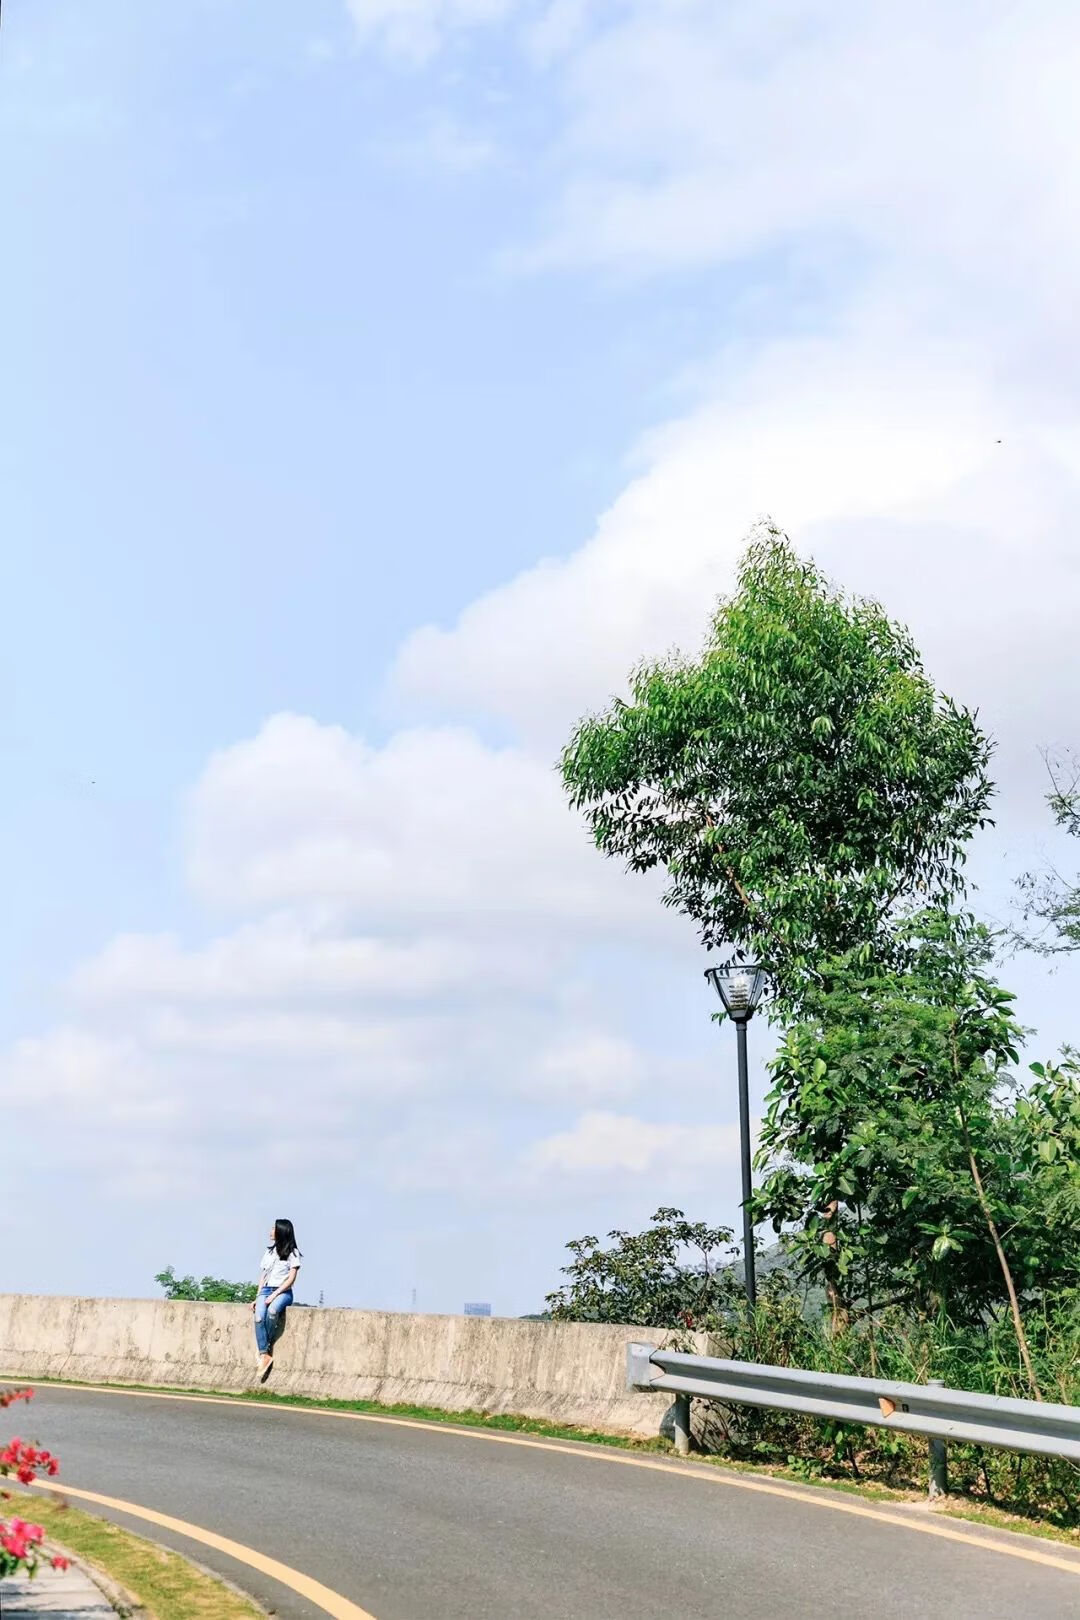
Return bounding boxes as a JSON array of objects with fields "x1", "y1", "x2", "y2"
[{"x1": 3, "y1": 0, "x2": 1080, "y2": 1315}]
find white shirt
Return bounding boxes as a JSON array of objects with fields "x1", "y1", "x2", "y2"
[{"x1": 260, "y1": 1247, "x2": 301, "y2": 1290}]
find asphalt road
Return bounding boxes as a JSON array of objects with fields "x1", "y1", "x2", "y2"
[{"x1": 13, "y1": 1386, "x2": 1080, "y2": 1620}]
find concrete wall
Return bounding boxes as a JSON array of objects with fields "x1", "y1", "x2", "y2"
[{"x1": 0, "y1": 1296, "x2": 693, "y2": 1438}]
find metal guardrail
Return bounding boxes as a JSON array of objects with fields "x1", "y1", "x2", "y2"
[{"x1": 628, "y1": 1343, "x2": 1080, "y2": 1485}]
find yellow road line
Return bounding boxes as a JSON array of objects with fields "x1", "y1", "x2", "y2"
[
  {"x1": 27, "y1": 1475, "x2": 377, "y2": 1620},
  {"x1": 15, "y1": 1377, "x2": 1080, "y2": 1582}
]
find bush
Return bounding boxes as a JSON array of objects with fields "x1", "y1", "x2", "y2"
[
  {"x1": 702, "y1": 1288, "x2": 1080, "y2": 1528},
  {"x1": 154, "y1": 1266, "x2": 257, "y2": 1304},
  {"x1": 548, "y1": 1214, "x2": 1080, "y2": 1530},
  {"x1": 545, "y1": 1208, "x2": 743, "y2": 1328}
]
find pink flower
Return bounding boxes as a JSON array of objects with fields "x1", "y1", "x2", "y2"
[{"x1": 0, "y1": 1516, "x2": 44, "y2": 1564}]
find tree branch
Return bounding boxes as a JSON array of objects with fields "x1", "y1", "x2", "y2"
[{"x1": 951, "y1": 1035, "x2": 1043, "y2": 1401}]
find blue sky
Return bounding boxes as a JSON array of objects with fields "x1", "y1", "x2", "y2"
[{"x1": 4, "y1": 0, "x2": 1080, "y2": 1314}]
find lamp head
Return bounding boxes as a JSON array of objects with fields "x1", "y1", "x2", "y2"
[{"x1": 705, "y1": 960, "x2": 765, "y2": 1021}]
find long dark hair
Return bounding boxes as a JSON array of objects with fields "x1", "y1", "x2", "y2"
[{"x1": 273, "y1": 1218, "x2": 300, "y2": 1261}]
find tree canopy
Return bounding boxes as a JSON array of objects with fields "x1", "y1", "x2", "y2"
[
  {"x1": 756, "y1": 912, "x2": 1080, "y2": 1342},
  {"x1": 561, "y1": 527, "x2": 993, "y2": 1001},
  {"x1": 544, "y1": 1208, "x2": 740, "y2": 1329}
]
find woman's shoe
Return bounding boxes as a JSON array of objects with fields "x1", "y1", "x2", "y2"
[{"x1": 259, "y1": 1356, "x2": 274, "y2": 1383}]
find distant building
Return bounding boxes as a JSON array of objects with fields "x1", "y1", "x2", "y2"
[{"x1": 463, "y1": 1302, "x2": 491, "y2": 1317}]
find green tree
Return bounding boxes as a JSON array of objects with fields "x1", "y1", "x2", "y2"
[
  {"x1": 154, "y1": 1266, "x2": 257, "y2": 1304},
  {"x1": 545, "y1": 1208, "x2": 740, "y2": 1329},
  {"x1": 756, "y1": 916, "x2": 1017, "y2": 1309},
  {"x1": 560, "y1": 527, "x2": 1073, "y2": 1397},
  {"x1": 757, "y1": 912, "x2": 1080, "y2": 1394},
  {"x1": 561, "y1": 527, "x2": 992, "y2": 1002}
]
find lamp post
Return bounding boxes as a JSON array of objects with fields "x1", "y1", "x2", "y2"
[{"x1": 705, "y1": 960, "x2": 766, "y2": 1309}]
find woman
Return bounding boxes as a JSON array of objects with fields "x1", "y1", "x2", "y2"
[{"x1": 253, "y1": 1218, "x2": 301, "y2": 1381}]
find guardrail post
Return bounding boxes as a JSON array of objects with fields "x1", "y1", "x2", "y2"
[
  {"x1": 673, "y1": 1392, "x2": 691, "y2": 1456},
  {"x1": 626, "y1": 1342, "x2": 658, "y2": 1391},
  {"x1": 927, "y1": 1379, "x2": 948, "y2": 1499}
]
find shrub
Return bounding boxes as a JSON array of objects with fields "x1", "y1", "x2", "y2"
[{"x1": 154, "y1": 1266, "x2": 257, "y2": 1304}]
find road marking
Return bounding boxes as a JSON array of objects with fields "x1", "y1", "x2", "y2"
[
  {"x1": 16, "y1": 1377, "x2": 1080, "y2": 1582},
  {"x1": 28, "y1": 1476, "x2": 377, "y2": 1620}
]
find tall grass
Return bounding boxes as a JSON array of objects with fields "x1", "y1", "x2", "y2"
[{"x1": 693, "y1": 1285, "x2": 1080, "y2": 1529}]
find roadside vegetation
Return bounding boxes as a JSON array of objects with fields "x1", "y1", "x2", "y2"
[
  {"x1": 547, "y1": 1209, "x2": 1079, "y2": 1531},
  {"x1": 154, "y1": 1267, "x2": 257, "y2": 1305},
  {"x1": 12, "y1": 1493, "x2": 263, "y2": 1619},
  {"x1": 556, "y1": 528, "x2": 1080, "y2": 1531}
]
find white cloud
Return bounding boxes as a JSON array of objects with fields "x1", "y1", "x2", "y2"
[
  {"x1": 526, "y1": 1109, "x2": 739, "y2": 1174},
  {"x1": 185, "y1": 714, "x2": 656, "y2": 935},
  {"x1": 391, "y1": 338, "x2": 1080, "y2": 759},
  {"x1": 6, "y1": 1028, "x2": 164, "y2": 1118},
  {"x1": 345, "y1": 0, "x2": 516, "y2": 63},
  {"x1": 71, "y1": 920, "x2": 539, "y2": 1005},
  {"x1": 519, "y1": 0, "x2": 1080, "y2": 310},
  {"x1": 381, "y1": 1091, "x2": 740, "y2": 1195},
  {"x1": 522, "y1": 1032, "x2": 644, "y2": 1103},
  {"x1": 6, "y1": 709, "x2": 685, "y2": 1192},
  {"x1": 370, "y1": 0, "x2": 1080, "y2": 773},
  {"x1": 140, "y1": 1007, "x2": 431, "y2": 1069},
  {"x1": 341, "y1": 0, "x2": 1080, "y2": 323}
]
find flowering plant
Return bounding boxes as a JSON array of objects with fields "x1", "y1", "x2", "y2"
[{"x1": 0, "y1": 1388, "x2": 69, "y2": 1580}]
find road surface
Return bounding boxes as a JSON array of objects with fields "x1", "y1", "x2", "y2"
[{"x1": 11, "y1": 1385, "x2": 1080, "y2": 1619}]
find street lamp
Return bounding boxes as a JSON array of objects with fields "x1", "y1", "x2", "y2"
[{"x1": 705, "y1": 960, "x2": 766, "y2": 1308}]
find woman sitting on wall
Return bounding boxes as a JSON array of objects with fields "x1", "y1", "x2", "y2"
[{"x1": 253, "y1": 1218, "x2": 301, "y2": 1382}]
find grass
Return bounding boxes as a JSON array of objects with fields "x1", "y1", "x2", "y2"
[
  {"x1": 939, "y1": 1499, "x2": 1080, "y2": 1548},
  {"x1": 3, "y1": 1492, "x2": 263, "y2": 1619},
  {"x1": 15, "y1": 1372, "x2": 1080, "y2": 1553}
]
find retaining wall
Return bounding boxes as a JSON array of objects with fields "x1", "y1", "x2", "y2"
[{"x1": 0, "y1": 1295, "x2": 691, "y2": 1438}]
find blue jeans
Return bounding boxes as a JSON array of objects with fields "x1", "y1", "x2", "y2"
[{"x1": 254, "y1": 1286, "x2": 292, "y2": 1355}]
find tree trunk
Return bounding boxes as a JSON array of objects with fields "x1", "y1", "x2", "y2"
[{"x1": 956, "y1": 1094, "x2": 1043, "y2": 1402}]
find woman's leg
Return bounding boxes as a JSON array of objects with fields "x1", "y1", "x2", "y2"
[
  {"x1": 253, "y1": 1290, "x2": 272, "y2": 1356},
  {"x1": 265, "y1": 1288, "x2": 292, "y2": 1350}
]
